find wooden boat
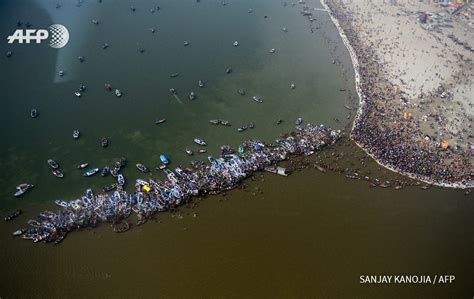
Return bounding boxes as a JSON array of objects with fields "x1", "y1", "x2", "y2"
[
  {"x1": 101, "y1": 137, "x2": 108, "y2": 147},
  {"x1": 113, "y1": 222, "x2": 131, "y2": 233},
  {"x1": 102, "y1": 183, "x2": 118, "y2": 192},
  {"x1": 136, "y1": 163, "x2": 149, "y2": 173},
  {"x1": 5, "y1": 210, "x2": 22, "y2": 221}
]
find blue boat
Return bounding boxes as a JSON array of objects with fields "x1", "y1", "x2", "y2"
[
  {"x1": 160, "y1": 154, "x2": 169, "y2": 164},
  {"x1": 83, "y1": 168, "x2": 99, "y2": 177}
]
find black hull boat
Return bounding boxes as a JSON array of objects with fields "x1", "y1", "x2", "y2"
[
  {"x1": 101, "y1": 137, "x2": 108, "y2": 147},
  {"x1": 5, "y1": 210, "x2": 22, "y2": 221},
  {"x1": 101, "y1": 166, "x2": 110, "y2": 177},
  {"x1": 103, "y1": 183, "x2": 118, "y2": 192},
  {"x1": 113, "y1": 222, "x2": 131, "y2": 233}
]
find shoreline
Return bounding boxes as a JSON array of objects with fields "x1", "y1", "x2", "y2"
[{"x1": 320, "y1": 0, "x2": 472, "y2": 189}]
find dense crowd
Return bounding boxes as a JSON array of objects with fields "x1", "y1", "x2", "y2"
[{"x1": 324, "y1": 0, "x2": 473, "y2": 188}]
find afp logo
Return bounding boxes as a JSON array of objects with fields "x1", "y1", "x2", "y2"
[{"x1": 7, "y1": 24, "x2": 69, "y2": 49}]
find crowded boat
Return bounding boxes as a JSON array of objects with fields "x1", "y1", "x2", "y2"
[{"x1": 15, "y1": 123, "x2": 340, "y2": 244}]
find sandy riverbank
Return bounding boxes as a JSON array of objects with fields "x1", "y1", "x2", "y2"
[{"x1": 320, "y1": 0, "x2": 473, "y2": 189}]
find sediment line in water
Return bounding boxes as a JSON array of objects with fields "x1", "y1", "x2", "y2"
[
  {"x1": 320, "y1": 0, "x2": 472, "y2": 189},
  {"x1": 18, "y1": 124, "x2": 340, "y2": 244}
]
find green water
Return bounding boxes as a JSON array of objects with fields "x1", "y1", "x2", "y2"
[{"x1": 0, "y1": 0, "x2": 472, "y2": 298}]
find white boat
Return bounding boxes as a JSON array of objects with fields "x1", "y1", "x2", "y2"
[
  {"x1": 73, "y1": 130, "x2": 80, "y2": 139},
  {"x1": 194, "y1": 138, "x2": 207, "y2": 146},
  {"x1": 83, "y1": 168, "x2": 99, "y2": 177},
  {"x1": 185, "y1": 148, "x2": 193, "y2": 155},
  {"x1": 52, "y1": 169, "x2": 64, "y2": 178},
  {"x1": 14, "y1": 184, "x2": 34, "y2": 197},
  {"x1": 198, "y1": 80, "x2": 204, "y2": 88},
  {"x1": 269, "y1": 48, "x2": 276, "y2": 54},
  {"x1": 12, "y1": 229, "x2": 25, "y2": 237},
  {"x1": 74, "y1": 91, "x2": 82, "y2": 97},
  {"x1": 47, "y1": 159, "x2": 59, "y2": 169},
  {"x1": 290, "y1": 83, "x2": 296, "y2": 89},
  {"x1": 233, "y1": 41, "x2": 239, "y2": 47},
  {"x1": 295, "y1": 117, "x2": 303, "y2": 125},
  {"x1": 252, "y1": 96, "x2": 263, "y2": 103},
  {"x1": 77, "y1": 163, "x2": 89, "y2": 169},
  {"x1": 189, "y1": 91, "x2": 196, "y2": 100},
  {"x1": 115, "y1": 89, "x2": 122, "y2": 97},
  {"x1": 54, "y1": 200, "x2": 69, "y2": 208},
  {"x1": 117, "y1": 174, "x2": 125, "y2": 186}
]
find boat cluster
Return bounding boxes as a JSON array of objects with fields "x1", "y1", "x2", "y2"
[{"x1": 15, "y1": 123, "x2": 340, "y2": 244}]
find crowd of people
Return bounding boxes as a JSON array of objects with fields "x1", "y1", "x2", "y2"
[{"x1": 324, "y1": 0, "x2": 472, "y2": 188}]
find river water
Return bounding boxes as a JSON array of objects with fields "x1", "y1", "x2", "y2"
[{"x1": 0, "y1": 0, "x2": 472, "y2": 298}]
